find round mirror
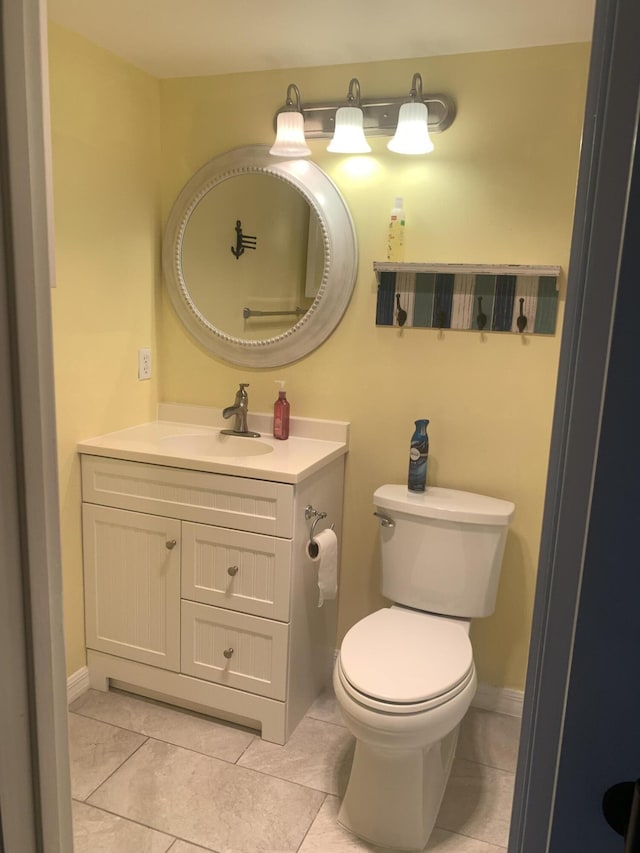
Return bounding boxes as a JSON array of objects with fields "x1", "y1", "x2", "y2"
[{"x1": 162, "y1": 145, "x2": 358, "y2": 367}]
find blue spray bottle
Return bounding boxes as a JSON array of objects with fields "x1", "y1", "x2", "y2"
[{"x1": 408, "y1": 419, "x2": 429, "y2": 492}]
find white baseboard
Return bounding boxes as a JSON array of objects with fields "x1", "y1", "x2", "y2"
[
  {"x1": 472, "y1": 683, "x2": 524, "y2": 718},
  {"x1": 70, "y1": 658, "x2": 524, "y2": 719},
  {"x1": 67, "y1": 666, "x2": 90, "y2": 705}
]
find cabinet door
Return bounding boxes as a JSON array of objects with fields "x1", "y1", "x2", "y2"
[
  {"x1": 182, "y1": 522, "x2": 292, "y2": 621},
  {"x1": 83, "y1": 504, "x2": 180, "y2": 670},
  {"x1": 181, "y1": 600, "x2": 288, "y2": 700}
]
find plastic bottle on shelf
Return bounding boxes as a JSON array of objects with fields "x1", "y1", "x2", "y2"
[
  {"x1": 273, "y1": 380, "x2": 290, "y2": 440},
  {"x1": 407, "y1": 419, "x2": 429, "y2": 492},
  {"x1": 387, "y1": 197, "x2": 406, "y2": 262}
]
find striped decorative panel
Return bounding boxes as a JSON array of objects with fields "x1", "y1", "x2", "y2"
[
  {"x1": 374, "y1": 263, "x2": 561, "y2": 335},
  {"x1": 451, "y1": 274, "x2": 476, "y2": 329},
  {"x1": 414, "y1": 273, "x2": 436, "y2": 326}
]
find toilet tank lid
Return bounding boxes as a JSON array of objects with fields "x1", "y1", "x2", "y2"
[{"x1": 374, "y1": 485, "x2": 515, "y2": 525}]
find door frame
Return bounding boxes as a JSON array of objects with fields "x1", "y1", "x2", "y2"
[{"x1": 0, "y1": 0, "x2": 73, "y2": 850}]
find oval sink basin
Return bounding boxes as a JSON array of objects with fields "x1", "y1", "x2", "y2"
[{"x1": 160, "y1": 432, "x2": 273, "y2": 458}]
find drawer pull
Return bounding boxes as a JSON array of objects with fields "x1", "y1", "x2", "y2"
[
  {"x1": 165, "y1": 539, "x2": 177, "y2": 550},
  {"x1": 223, "y1": 647, "x2": 234, "y2": 659},
  {"x1": 227, "y1": 565, "x2": 239, "y2": 577}
]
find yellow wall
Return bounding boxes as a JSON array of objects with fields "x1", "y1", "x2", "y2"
[
  {"x1": 48, "y1": 22, "x2": 162, "y2": 674},
  {"x1": 159, "y1": 45, "x2": 589, "y2": 691},
  {"x1": 48, "y1": 22, "x2": 590, "y2": 691}
]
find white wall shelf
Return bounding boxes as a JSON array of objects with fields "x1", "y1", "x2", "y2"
[{"x1": 373, "y1": 262, "x2": 561, "y2": 277}]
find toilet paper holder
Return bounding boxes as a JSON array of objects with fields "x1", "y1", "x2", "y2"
[{"x1": 305, "y1": 504, "x2": 335, "y2": 557}]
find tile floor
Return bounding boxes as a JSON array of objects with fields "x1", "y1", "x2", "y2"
[{"x1": 68, "y1": 687, "x2": 520, "y2": 852}]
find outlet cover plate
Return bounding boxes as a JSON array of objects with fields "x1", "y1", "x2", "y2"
[{"x1": 138, "y1": 348, "x2": 151, "y2": 380}]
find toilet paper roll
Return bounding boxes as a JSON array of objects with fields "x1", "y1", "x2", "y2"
[{"x1": 306, "y1": 528, "x2": 338, "y2": 608}]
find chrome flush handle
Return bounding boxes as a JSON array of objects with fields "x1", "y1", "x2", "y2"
[{"x1": 373, "y1": 511, "x2": 395, "y2": 528}]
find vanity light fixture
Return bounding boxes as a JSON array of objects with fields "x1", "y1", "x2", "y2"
[
  {"x1": 387, "y1": 73, "x2": 434, "y2": 155},
  {"x1": 327, "y1": 78, "x2": 371, "y2": 154},
  {"x1": 269, "y1": 83, "x2": 311, "y2": 158},
  {"x1": 271, "y1": 75, "x2": 455, "y2": 156}
]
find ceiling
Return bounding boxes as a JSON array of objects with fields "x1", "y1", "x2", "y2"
[{"x1": 47, "y1": 0, "x2": 595, "y2": 79}]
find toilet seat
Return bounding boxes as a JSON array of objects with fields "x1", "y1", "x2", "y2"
[{"x1": 339, "y1": 608, "x2": 474, "y2": 714}]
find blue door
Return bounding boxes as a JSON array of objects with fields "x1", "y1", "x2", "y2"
[{"x1": 511, "y1": 0, "x2": 640, "y2": 850}]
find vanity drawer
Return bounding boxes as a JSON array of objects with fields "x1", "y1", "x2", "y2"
[
  {"x1": 181, "y1": 522, "x2": 292, "y2": 622},
  {"x1": 181, "y1": 601, "x2": 288, "y2": 700},
  {"x1": 81, "y1": 455, "x2": 294, "y2": 536}
]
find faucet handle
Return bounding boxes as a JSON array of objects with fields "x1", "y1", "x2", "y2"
[{"x1": 231, "y1": 384, "x2": 250, "y2": 411}]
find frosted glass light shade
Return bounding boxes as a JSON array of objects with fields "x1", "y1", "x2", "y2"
[
  {"x1": 269, "y1": 111, "x2": 311, "y2": 157},
  {"x1": 387, "y1": 101, "x2": 434, "y2": 154},
  {"x1": 327, "y1": 106, "x2": 371, "y2": 153}
]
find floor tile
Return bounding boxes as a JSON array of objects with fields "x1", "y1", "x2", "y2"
[
  {"x1": 457, "y1": 708, "x2": 521, "y2": 772},
  {"x1": 71, "y1": 689, "x2": 254, "y2": 762},
  {"x1": 238, "y1": 716, "x2": 354, "y2": 795},
  {"x1": 306, "y1": 688, "x2": 346, "y2": 728},
  {"x1": 425, "y1": 828, "x2": 507, "y2": 852},
  {"x1": 88, "y1": 738, "x2": 325, "y2": 853},
  {"x1": 73, "y1": 801, "x2": 175, "y2": 853},
  {"x1": 299, "y1": 795, "x2": 507, "y2": 852},
  {"x1": 298, "y1": 795, "x2": 395, "y2": 852},
  {"x1": 69, "y1": 693, "x2": 518, "y2": 852},
  {"x1": 68, "y1": 712, "x2": 146, "y2": 800},
  {"x1": 435, "y1": 758, "x2": 515, "y2": 848}
]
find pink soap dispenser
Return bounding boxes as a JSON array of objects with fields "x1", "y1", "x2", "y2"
[{"x1": 273, "y1": 380, "x2": 290, "y2": 440}]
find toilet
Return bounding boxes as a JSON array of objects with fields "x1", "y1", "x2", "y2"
[{"x1": 333, "y1": 484, "x2": 515, "y2": 851}]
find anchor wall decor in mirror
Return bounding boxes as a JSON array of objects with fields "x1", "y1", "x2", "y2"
[{"x1": 163, "y1": 145, "x2": 358, "y2": 367}]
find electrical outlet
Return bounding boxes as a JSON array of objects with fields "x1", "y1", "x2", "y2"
[{"x1": 138, "y1": 348, "x2": 151, "y2": 380}]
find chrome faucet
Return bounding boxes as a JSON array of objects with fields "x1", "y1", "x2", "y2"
[{"x1": 221, "y1": 383, "x2": 261, "y2": 437}]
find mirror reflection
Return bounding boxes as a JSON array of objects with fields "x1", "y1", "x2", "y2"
[{"x1": 182, "y1": 174, "x2": 324, "y2": 340}]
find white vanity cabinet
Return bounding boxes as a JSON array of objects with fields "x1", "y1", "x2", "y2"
[{"x1": 80, "y1": 447, "x2": 344, "y2": 745}]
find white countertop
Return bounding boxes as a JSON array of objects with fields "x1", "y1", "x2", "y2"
[{"x1": 77, "y1": 403, "x2": 349, "y2": 484}]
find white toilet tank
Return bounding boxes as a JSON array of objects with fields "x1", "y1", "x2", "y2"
[{"x1": 374, "y1": 485, "x2": 515, "y2": 618}]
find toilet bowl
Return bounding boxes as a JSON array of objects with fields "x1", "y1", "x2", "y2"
[
  {"x1": 333, "y1": 485, "x2": 514, "y2": 850},
  {"x1": 333, "y1": 606, "x2": 477, "y2": 850}
]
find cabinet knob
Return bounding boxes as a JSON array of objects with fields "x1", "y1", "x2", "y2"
[
  {"x1": 223, "y1": 647, "x2": 234, "y2": 659},
  {"x1": 227, "y1": 565, "x2": 239, "y2": 577},
  {"x1": 165, "y1": 539, "x2": 177, "y2": 550}
]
